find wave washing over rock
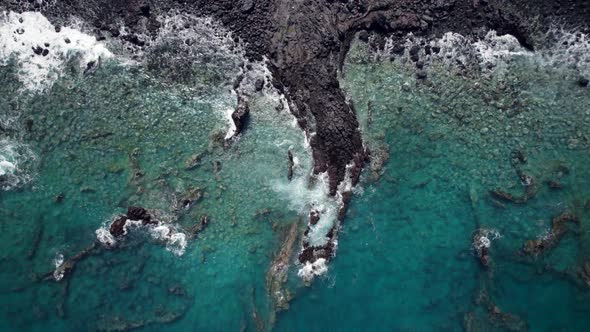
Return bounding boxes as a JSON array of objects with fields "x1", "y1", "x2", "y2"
[
  {"x1": 378, "y1": 28, "x2": 590, "y2": 78},
  {"x1": 0, "y1": 11, "x2": 112, "y2": 91},
  {"x1": 0, "y1": 138, "x2": 35, "y2": 191}
]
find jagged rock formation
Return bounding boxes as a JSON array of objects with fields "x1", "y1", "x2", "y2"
[{"x1": 6, "y1": 0, "x2": 589, "y2": 269}]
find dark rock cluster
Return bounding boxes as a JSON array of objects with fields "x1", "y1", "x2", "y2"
[
  {"x1": 8, "y1": 0, "x2": 589, "y2": 270},
  {"x1": 109, "y1": 206, "x2": 157, "y2": 238}
]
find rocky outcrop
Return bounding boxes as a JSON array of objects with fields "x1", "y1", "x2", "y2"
[
  {"x1": 225, "y1": 96, "x2": 250, "y2": 144},
  {"x1": 522, "y1": 212, "x2": 580, "y2": 256},
  {"x1": 490, "y1": 170, "x2": 537, "y2": 204},
  {"x1": 12, "y1": 0, "x2": 590, "y2": 283},
  {"x1": 109, "y1": 206, "x2": 157, "y2": 238}
]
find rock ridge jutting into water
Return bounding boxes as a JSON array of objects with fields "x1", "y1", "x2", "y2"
[{"x1": 2, "y1": 0, "x2": 590, "y2": 330}]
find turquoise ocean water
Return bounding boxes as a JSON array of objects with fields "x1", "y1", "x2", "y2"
[{"x1": 1, "y1": 11, "x2": 590, "y2": 331}]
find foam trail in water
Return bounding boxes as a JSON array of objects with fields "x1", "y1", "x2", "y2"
[{"x1": 0, "y1": 11, "x2": 112, "y2": 92}]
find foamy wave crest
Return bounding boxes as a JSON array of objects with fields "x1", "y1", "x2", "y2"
[
  {"x1": 473, "y1": 31, "x2": 531, "y2": 68},
  {"x1": 138, "y1": 12, "x2": 246, "y2": 137},
  {"x1": 0, "y1": 139, "x2": 35, "y2": 191},
  {"x1": 381, "y1": 30, "x2": 531, "y2": 74},
  {"x1": 0, "y1": 11, "x2": 112, "y2": 91}
]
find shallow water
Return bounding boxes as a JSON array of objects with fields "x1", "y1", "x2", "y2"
[
  {"x1": 1, "y1": 10, "x2": 590, "y2": 332},
  {"x1": 277, "y1": 33, "x2": 590, "y2": 331}
]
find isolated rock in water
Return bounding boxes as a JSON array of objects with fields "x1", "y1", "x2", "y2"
[
  {"x1": 287, "y1": 150, "x2": 294, "y2": 181},
  {"x1": 109, "y1": 215, "x2": 128, "y2": 237},
  {"x1": 109, "y1": 206, "x2": 156, "y2": 237},
  {"x1": 226, "y1": 96, "x2": 250, "y2": 142},
  {"x1": 185, "y1": 152, "x2": 203, "y2": 170},
  {"x1": 578, "y1": 77, "x2": 589, "y2": 87},
  {"x1": 309, "y1": 210, "x2": 320, "y2": 225},
  {"x1": 188, "y1": 214, "x2": 209, "y2": 237},
  {"x1": 127, "y1": 206, "x2": 150, "y2": 222},
  {"x1": 522, "y1": 212, "x2": 580, "y2": 256},
  {"x1": 472, "y1": 229, "x2": 501, "y2": 267},
  {"x1": 254, "y1": 77, "x2": 265, "y2": 91}
]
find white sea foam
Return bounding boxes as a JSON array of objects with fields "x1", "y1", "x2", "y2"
[
  {"x1": 473, "y1": 31, "x2": 531, "y2": 68},
  {"x1": 52, "y1": 252, "x2": 65, "y2": 281},
  {"x1": 535, "y1": 28, "x2": 590, "y2": 78},
  {"x1": 95, "y1": 226, "x2": 117, "y2": 248},
  {"x1": 0, "y1": 11, "x2": 113, "y2": 91},
  {"x1": 297, "y1": 258, "x2": 329, "y2": 282},
  {"x1": 95, "y1": 218, "x2": 187, "y2": 256},
  {"x1": 0, "y1": 139, "x2": 35, "y2": 191},
  {"x1": 472, "y1": 228, "x2": 502, "y2": 252},
  {"x1": 274, "y1": 171, "x2": 341, "y2": 247},
  {"x1": 149, "y1": 224, "x2": 187, "y2": 256},
  {"x1": 383, "y1": 28, "x2": 590, "y2": 77}
]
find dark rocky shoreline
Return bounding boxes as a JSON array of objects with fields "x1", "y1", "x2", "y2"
[{"x1": 4, "y1": 0, "x2": 589, "y2": 268}]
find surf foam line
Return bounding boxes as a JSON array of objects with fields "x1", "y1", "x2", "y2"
[
  {"x1": 127, "y1": 11, "x2": 246, "y2": 141},
  {"x1": 379, "y1": 28, "x2": 590, "y2": 78},
  {"x1": 0, "y1": 11, "x2": 113, "y2": 92}
]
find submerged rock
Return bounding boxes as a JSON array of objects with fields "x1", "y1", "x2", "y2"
[
  {"x1": 522, "y1": 212, "x2": 580, "y2": 256},
  {"x1": 266, "y1": 220, "x2": 299, "y2": 320},
  {"x1": 490, "y1": 170, "x2": 537, "y2": 204},
  {"x1": 472, "y1": 229, "x2": 501, "y2": 268},
  {"x1": 188, "y1": 214, "x2": 209, "y2": 237},
  {"x1": 184, "y1": 152, "x2": 203, "y2": 171}
]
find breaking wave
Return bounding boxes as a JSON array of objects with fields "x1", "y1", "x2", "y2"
[
  {"x1": 95, "y1": 218, "x2": 187, "y2": 256},
  {"x1": 0, "y1": 11, "x2": 112, "y2": 92},
  {"x1": 380, "y1": 28, "x2": 590, "y2": 78},
  {"x1": 0, "y1": 139, "x2": 35, "y2": 191}
]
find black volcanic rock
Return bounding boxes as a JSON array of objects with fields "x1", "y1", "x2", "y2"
[
  {"x1": 226, "y1": 96, "x2": 250, "y2": 143},
  {"x1": 13, "y1": 0, "x2": 590, "y2": 269}
]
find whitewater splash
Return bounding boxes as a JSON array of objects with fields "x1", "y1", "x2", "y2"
[
  {"x1": 52, "y1": 253, "x2": 65, "y2": 281},
  {"x1": 472, "y1": 228, "x2": 502, "y2": 253},
  {"x1": 380, "y1": 28, "x2": 590, "y2": 78},
  {"x1": 95, "y1": 218, "x2": 187, "y2": 256},
  {"x1": 0, "y1": 11, "x2": 112, "y2": 92},
  {"x1": 0, "y1": 139, "x2": 35, "y2": 191},
  {"x1": 298, "y1": 258, "x2": 329, "y2": 282}
]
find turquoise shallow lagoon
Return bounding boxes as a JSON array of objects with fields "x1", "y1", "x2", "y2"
[{"x1": 1, "y1": 11, "x2": 590, "y2": 332}]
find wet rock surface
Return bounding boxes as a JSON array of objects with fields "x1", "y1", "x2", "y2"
[
  {"x1": 109, "y1": 206, "x2": 157, "y2": 238},
  {"x1": 5, "y1": 0, "x2": 590, "y2": 317},
  {"x1": 9, "y1": 0, "x2": 588, "y2": 195},
  {"x1": 7, "y1": 0, "x2": 590, "y2": 274}
]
